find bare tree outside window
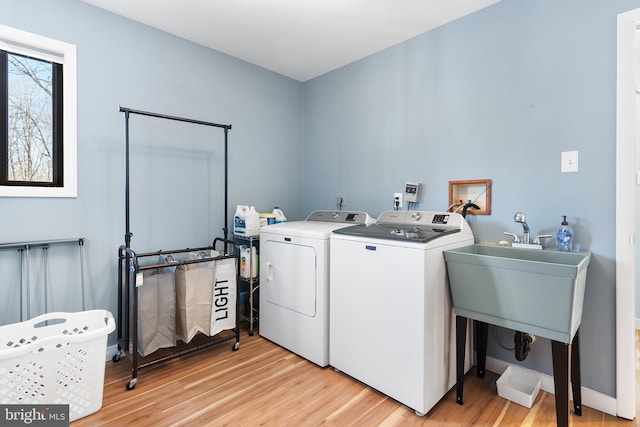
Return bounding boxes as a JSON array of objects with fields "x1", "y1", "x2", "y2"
[{"x1": 7, "y1": 53, "x2": 53, "y2": 183}]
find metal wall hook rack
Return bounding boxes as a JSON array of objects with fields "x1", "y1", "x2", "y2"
[{"x1": 0, "y1": 238, "x2": 86, "y2": 321}]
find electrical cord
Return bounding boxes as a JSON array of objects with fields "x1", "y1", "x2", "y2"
[{"x1": 492, "y1": 325, "x2": 515, "y2": 351}]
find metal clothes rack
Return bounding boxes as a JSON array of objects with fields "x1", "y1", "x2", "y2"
[
  {"x1": 0, "y1": 238, "x2": 86, "y2": 321},
  {"x1": 114, "y1": 107, "x2": 238, "y2": 390}
]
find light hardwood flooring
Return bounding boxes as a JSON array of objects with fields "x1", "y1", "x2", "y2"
[
  {"x1": 72, "y1": 330, "x2": 636, "y2": 426},
  {"x1": 636, "y1": 329, "x2": 640, "y2": 424}
]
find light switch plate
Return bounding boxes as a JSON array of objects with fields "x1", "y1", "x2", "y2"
[{"x1": 561, "y1": 151, "x2": 579, "y2": 173}]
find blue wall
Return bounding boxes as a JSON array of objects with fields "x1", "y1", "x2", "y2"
[
  {"x1": 0, "y1": 0, "x2": 303, "y2": 329},
  {"x1": 303, "y1": 0, "x2": 638, "y2": 397},
  {"x1": 1, "y1": 0, "x2": 636, "y2": 402}
]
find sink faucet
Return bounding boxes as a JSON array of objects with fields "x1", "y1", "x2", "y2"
[
  {"x1": 514, "y1": 212, "x2": 530, "y2": 244},
  {"x1": 503, "y1": 212, "x2": 553, "y2": 247}
]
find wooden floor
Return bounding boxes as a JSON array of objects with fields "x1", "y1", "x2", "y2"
[
  {"x1": 636, "y1": 329, "x2": 640, "y2": 424},
  {"x1": 73, "y1": 330, "x2": 637, "y2": 427}
]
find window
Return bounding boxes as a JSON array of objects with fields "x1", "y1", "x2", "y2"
[{"x1": 0, "y1": 25, "x2": 76, "y2": 197}]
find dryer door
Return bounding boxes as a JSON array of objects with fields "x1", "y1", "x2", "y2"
[{"x1": 263, "y1": 241, "x2": 317, "y2": 317}]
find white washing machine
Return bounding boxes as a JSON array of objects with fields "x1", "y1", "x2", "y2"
[
  {"x1": 329, "y1": 211, "x2": 474, "y2": 416},
  {"x1": 259, "y1": 210, "x2": 374, "y2": 367}
]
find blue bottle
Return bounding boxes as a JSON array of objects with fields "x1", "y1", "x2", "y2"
[{"x1": 556, "y1": 216, "x2": 573, "y2": 252}]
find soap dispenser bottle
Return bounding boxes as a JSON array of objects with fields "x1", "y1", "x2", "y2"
[{"x1": 556, "y1": 215, "x2": 573, "y2": 252}]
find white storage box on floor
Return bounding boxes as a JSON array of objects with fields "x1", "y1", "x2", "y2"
[
  {"x1": 496, "y1": 365, "x2": 542, "y2": 408},
  {"x1": 0, "y1": 310, "x2": 115, "y2": 422}
]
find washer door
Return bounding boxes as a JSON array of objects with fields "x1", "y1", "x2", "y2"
[{"x1": 263, "y1": 241, "x2": 317, "y2": 317}]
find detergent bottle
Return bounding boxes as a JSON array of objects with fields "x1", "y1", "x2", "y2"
[
  {"x1": 260, "y1": 212, "x2": 276, "y2": 228},
  {"x1": 240, "y1": 245, "x2": 258, "y2": 279},
  {"x1": 234, "y1": 205, "x2": 249, "y2": 235},
  {"x1": 245, "y1": 206, "x2": 261, "y2": 236},
  {"x1": 273, "y1": 206, "x2": 287, "y2": 223},
  {"x1": 234, "y1": 205, "x2": 260, "y2": 235}
]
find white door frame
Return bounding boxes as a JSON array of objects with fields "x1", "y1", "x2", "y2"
[{"x1": 616, "y1": 8, "x2": 638, "y2": 420}]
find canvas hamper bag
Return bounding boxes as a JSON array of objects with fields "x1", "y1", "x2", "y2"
[
  {"x1": 175, "y1": 255, "x2": 215, "y2": 343},
  {"x1": 137, "y1": 265, "x2": 176, "y2": 356},
  {"x1": 210, "y1": 255, "x2": 237, "y2": 336}
]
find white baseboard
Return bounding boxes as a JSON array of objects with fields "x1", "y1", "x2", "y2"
[
  {"x1": 106, "y1": 344, "x2": 119, "y2": 361},
  {"x1": 485, "y1": 356, "x2": 618, "y2": 418}
]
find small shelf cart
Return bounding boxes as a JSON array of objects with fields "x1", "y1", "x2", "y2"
[{"x1": 234, "y1": 234, "x2": 259, "y2": 336}]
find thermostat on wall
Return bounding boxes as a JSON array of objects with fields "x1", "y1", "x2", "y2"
[{"x1": 405, "y1": 182, "x2": 422, "y2": 203}]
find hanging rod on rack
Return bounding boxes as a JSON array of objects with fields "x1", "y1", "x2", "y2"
[
  {"x1": 119, "y1": 105, "x2": 233, "y2": 246},
  {"x1": 118, "y1": 106, "x2": 232, "y2": 130}
]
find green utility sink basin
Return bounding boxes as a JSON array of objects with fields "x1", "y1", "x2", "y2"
[{"x1": 443, "y1": 244, "x2": 591, "y2": 343}]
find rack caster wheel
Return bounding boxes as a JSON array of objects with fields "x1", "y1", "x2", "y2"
[
  {"x1": 112, "y1": 351, "x2": 122, "y2": 362},
  {"x1": 232, "y1": 342, "x2": 240, "y2": 351},
  {"x1": 248, "y1": 330, "x2": 254, "y2": 336},
  {"x1": 125, "y1": 378, "x2": 137, "y2": 390}
]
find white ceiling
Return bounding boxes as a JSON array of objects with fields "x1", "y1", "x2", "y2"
[{"x1": 80, "y1": 0, "x2": 501, "y2": 82}]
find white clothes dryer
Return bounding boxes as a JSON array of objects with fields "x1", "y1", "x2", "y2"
[
  {"x1": 329, "y1": 211, "x2": 474, "y2": 416},
  {"x1": 259, "y1": 210, "x2": 374, "y2": 367}
]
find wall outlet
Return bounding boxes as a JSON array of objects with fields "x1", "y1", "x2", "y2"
[{"x1": 394, "y1": 192, "x2": 403, "y2": 209}]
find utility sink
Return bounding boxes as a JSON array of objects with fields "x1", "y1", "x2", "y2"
[{"x1": 443, "y1": 244, "x2": 591, "y2": 343}]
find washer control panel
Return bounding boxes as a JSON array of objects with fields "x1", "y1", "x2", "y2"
[
  {"x1": 305, "y1": 210, "x2": 374, "y2": 225},
  {"x1": 377, "y1": 211, "x2": 462, "y2": 229},
  {"x1": 432, "y1": 214, "x2": 450, "y2": 224}
]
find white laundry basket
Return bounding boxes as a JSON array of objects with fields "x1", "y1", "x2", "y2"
[{"x1": 0, "y1": 310, "x2": 115, "y2": 422}]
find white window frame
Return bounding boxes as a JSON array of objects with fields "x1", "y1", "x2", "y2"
[{"x1": 0, "y1": 24, "x2": 77, "y2": 198}]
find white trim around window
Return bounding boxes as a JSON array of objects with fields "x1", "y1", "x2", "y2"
[{"x1": 0, "y1": 24, "x2": 77, "y2": 198}]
